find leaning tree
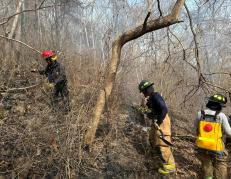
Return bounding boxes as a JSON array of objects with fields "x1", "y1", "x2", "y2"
[{"x1": 84, "y1": 0, "x2": 186, "y2": 147}]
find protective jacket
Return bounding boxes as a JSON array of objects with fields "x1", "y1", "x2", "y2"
[
  {"x1": 40, "y1": 61, "x2": 67, "y2": 84},
  {"x1": 146, "y1": 92, "x2": 168, "y2": 125}
]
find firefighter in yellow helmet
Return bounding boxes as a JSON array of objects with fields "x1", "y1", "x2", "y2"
[
  {"x1": 195, "y1": 94, "x2": 231, "y2": 179},
  {"x1": 138, "y1": 80, "x2": 175, "y2": 175}
]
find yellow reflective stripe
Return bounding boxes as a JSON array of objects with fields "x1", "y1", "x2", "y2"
[
  {"x1": 163, "y1": 163, "x2": 176, "y2": 170},
  {"x1": 143, "y1": 82, "x2": 149, "y2": 87},
  {"x1": 51, "y1": 55, "x2": 58, "y2": 61},
  {"x1": 158, "y1": 168, "x2": 169, "y2": 175}
]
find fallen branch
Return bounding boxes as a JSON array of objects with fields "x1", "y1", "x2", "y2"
[
  {"x1": 172, "y1": 134, "x2": 196, "y2": 142},
  {"x1": 204, "y1": 72, "x2": 231, "y2": 76},
  {"x1": 1, "y1": 83, "x2": 42, "y2": 93}
]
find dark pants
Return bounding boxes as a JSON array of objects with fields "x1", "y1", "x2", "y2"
[
  {"x1": 54, "y1": 81, "x2": 69, "y2": 98},
  {"x1": 52, "y1": 81, "x2": 70, "y2": 111}
]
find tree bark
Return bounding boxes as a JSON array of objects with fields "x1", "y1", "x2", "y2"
[
  {"x1": 84, "y1": 0, "x2": 185, "y2": 147},
  {"x1": 8, "y1": 0, "x2": 24, "y2": 39}
]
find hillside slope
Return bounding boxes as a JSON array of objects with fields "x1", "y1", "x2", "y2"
[{"x1": 1, "y1": 83, "x2": 230, "y2": 179}]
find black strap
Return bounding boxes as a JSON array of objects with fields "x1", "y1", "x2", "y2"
[
  {"x1": 201, "y1": 110, "x2": 205, "y2": 119},
  {"x1": 214, "y1": 110, "x2": 220, "y2": 121},
  {"x1": 201, "y1": 109, "x2": 220, "y2": 121}
]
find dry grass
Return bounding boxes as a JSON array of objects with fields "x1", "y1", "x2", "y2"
[{"x1": 0, "y1": 48, "x2": 231, "y2": 179}]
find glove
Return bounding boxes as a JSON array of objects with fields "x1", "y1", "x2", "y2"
[
  {"x1": 45, "y1": 83, "x2": 54, "y2": 89},
  {"x1": 156, "y1": 118, "x2": 163, "y2": 126},
  {"x1": 48, "y1": 83, "x2": 55, "y2": 88},
  {"x1": 136, "y1": 106, "x2": 152, "y2": 114}
]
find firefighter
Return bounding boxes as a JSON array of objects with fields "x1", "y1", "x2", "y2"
[
  {"x1": 138, "y1": 80, "x2": 175, "y2": 175},
  {"x1": 195, "y1": 94, "x2": 231, "y2": 179},
  {"x1": 34, "y1": 50, "x2": 70, "y2": 111}
]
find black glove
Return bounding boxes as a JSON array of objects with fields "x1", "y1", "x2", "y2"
[
  {"x1": 147, "y1": 112, "x2": 155, "y2": 119},
  {"x1": 39, "y1": 70, "x2": 45, "y2": 75},
  {"x1": 156, "y1": 118, "x2": 163, "y2": 125}
]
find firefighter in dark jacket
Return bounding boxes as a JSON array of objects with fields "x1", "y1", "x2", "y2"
[
  {"x1": 138, "y1": 80, "x2": 175, "y2": 175},
  {"x1": 38, "y1": 50, "x2": 69, "y2": 110}
]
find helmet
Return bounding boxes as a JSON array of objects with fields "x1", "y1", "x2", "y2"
[
  {"x1": 208, "y1": 94, "x2": 227, "y2": 106},
  {"x1": 138, "y1": 80, "x2": 154, "y2": 92},
  {"x1": 41, "y1": 50, "x2": 54, "y2": 59}
]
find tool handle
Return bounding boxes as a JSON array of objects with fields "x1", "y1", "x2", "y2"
[{"x1": 31, "y1": 69, "x2": 40, "y2": 73}]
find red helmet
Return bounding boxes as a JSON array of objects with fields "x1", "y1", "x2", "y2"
[{"x1": 41, "y1": 50, "x2": 54, "y2": 58}]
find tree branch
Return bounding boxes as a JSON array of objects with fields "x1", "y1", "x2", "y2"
[
  {"x1": 204, "y1": 72, "x2": 231, "y2": 76},
  {"x1": 184, "y1": 3, "x2": 201, "y2": 74},
  {"x1": 84, "y1": 0, "x2": 185, "y2": 147},
  {"x1": 143, "y1": 12, "x2": 151, "y2": 30},
  {"x1": 157, "y1": 0, "x2": 163, "y2": 17},
  {"x1": 168, "y1": 28, "x2": 197, "y2": 71},
  {"x1": 0, "y1": 83, "x2": 42, "y2": 93},
  {"x1": 0, "y1": 34, "x2": 41, "y2": 54},
  {"x1": 0, "y1": 4, "x2": 64, "y2": 26},
  {"x1": 203, "y1": 81, "x2": 231, "y2": 93}
]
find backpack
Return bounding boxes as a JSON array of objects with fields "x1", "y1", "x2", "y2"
[{"x1": 195, "y1": 110, "x2": 224, "y2": 152}]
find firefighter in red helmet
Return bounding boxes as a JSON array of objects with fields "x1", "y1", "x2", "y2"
[{"x1": 37, "y1": 50, "x2": 70, "y2": 111}]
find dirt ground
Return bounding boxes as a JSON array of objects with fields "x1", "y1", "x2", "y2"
[{"x1": 1, "y1": 90, "x2": 231, "y2": 179}]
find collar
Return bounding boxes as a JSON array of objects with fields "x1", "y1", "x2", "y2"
[{"x1": 48, "y1": 61, "x2": 59, "y2": 68}]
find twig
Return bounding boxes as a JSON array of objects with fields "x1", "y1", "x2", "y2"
[
  {"x1": 203, "y1": 81, "x2": 230, "y2": 92},
  {"x1": 0, "y1": 35, "x2": 41, "y2": 54},
  {"x1": 39, "y1": 0, "x2": 47, "y2": 8},
  {"x1": 157, "y1": 0, "x2": 163, "y2": 17},
  {"x1": 164, "y1": 28, "x2": 171, "y2": 63},
  {"x1": 204, "y1": 72, "x2": 231, "y2": 76},
  {"x1": 203, "y1": 0, "x2": 210, "y2": 5},
  {"x1": 168, "y1": 28, "x2": 197, "y2": 71},
  {"x1": 180, "y1": 86, "x2": 200, "y2": 106},
  {"x1": 1, "y1": 83, "x2": 42, "y2": 93},
  {"x1": 143, "y1": 0, "x2": 153, "y2": 29},
  {"x1": 184, "y1": 3, "x2": 201, "y2": 75},
  {"x1": 143, "y1": 12, "x2": 151, "y2": 30},
  {"x1": 0, "y1": 0, "x2": 14, "y2": 11},
  {"x1": 172, "y1": 135, "x2": 196, "y2": 140},
  {"x1": 0, "y1": 4, "x2": 64, "y2": 26}
]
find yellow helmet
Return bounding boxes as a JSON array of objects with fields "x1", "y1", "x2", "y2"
[{"x1": 209, "y1": 94, "x2": 227, "y2": 106}]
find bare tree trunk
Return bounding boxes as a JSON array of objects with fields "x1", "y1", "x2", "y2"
[
  {"x1": 84, "y1": 0, "x2": 185, "y2": 147},
  {"x1": 9, "y1": 0, "x2": 24, "y2": 39}
]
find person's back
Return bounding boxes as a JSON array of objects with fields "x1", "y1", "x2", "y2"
[
  {"x1": 195, "y1": 94, "x2": 230, "y2": 179},
  {"x1": 146, "y1": 92, "x2": 168, "y2": 124},
  {"x1": 195, "y1": 109, "x2": 231, "y2": 138}
]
